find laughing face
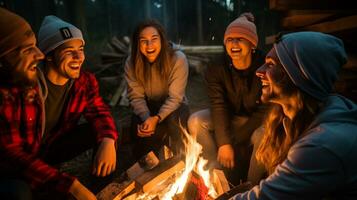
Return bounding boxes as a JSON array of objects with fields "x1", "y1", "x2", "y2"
[
  {"x1": 52, "y1": 39, "x2": 85, "y2": 81},
  {"x1": 256, "y1": 48, "x2": 290, "y2": 104},
  {"x1": 2, "y1": 32, "x2": 44, "y2": 86},
  {"x1": 139, "y1": 26, "x2": 161, "y2": 63},
  {"x1": 225, "y1": 37, "x2": 254, "y2": 70}
]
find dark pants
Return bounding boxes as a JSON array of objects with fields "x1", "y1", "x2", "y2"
[
  {"x1": 39, "y1": 123, "x2": 99, "y2": 199},
  {"x1": 130, "y1": 102, "x2": 190, "y2": 159},
  {"x1": 0, "y1": 179, "x2": 32, "y2": 200},
  {"x1": 41, "y1": 123, "x2": 97, "y2": 165}
]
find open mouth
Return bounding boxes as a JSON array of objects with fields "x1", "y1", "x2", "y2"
[
  {"x1": 231, "y1": 48, "x2": 242, "y2": 53},
  {"x1": 261, "y1": 80, "x2": 270, "y2": 90},
  {"x1": 68, "y1": 63, "x2": 81, "y2": 70},
  {"x1": 146, "y1": 49, "x2": 156, "y2": 54},
  {"x1": 28, "y1": 63, "x2": 37, "y2": 72}
]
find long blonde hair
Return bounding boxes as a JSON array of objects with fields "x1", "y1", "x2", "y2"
[
  {"x1": 130, "y1": 19, "x2": 174, "y2": 85},
  {"x1": 256, "y1": 71, "x2": 321, "y2": 174}
]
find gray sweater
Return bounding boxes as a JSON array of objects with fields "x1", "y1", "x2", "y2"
[{"x1": 124, "y1": 50, "x2": 189, "y2": 121}]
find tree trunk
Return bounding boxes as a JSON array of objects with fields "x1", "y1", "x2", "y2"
[
  {"x1": 145, "y1": 0, "x2": 151, "y2": 19},
  {"x1": 196, "y1": 0, "x2": 203, "y2": 44}
]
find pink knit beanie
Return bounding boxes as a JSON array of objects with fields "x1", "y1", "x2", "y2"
[{"x1": 224, "y1": 12, "x2": 258, "y2": 47}]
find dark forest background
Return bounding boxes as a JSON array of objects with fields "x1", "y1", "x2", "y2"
[{"x1": 0, "y1": 0, "x2": 280, "y2": 56}]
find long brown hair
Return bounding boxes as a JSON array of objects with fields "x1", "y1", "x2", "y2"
[
  {"x1": 130, "y1": 19, "x2": 174, "y2": 85},
  {"x1": 256, "y1": 69, "x2": 321, "y2": 174}
]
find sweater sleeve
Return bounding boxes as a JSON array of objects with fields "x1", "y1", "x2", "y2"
[
  {"x1": 124, "y1": 58, "x2": 151, "y2": 121},
  {"x1": 230, "y1": 141, "x2": 344, "y2": 200},
  {"x1": 157, "y1": 51, "x2": 189, "y2": 121},
  {"x1": 83, "y1": 73, "x2": 119, "y2": 142},
  {"x1": 205, "y1": 65, "x2": 232, "y2": 147}
]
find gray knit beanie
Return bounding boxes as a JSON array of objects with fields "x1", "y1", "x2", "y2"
[
  {"x1": 274, "y1": 31, "x2": 347, "y2": 101},
  {"x1": 38, "y1": 15, "x2": 84, "y2": 54}
]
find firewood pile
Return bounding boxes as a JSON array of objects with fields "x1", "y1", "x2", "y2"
[{"x1": 97, "y1": 147, "x2": 230, "y2": 200}]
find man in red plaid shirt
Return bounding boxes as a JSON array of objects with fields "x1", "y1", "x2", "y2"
[{"x1": 0, "y1": 8, "x2": 118, "y2": 200}]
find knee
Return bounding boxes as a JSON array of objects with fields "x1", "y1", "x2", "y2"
[
  {"x1": 251, "y1": 126, "x2": 265, "y2": 147},
  {"x1": 187, "y1": 112, "x2": 204, "y2": 136}
]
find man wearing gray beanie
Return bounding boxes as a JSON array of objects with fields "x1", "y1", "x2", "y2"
[
  {"x1": 35, "y1": 15, "x2": 119, "y2": 199},
  {"x1": 226, "y1": 31, "x2": 357, "y2": 199}
]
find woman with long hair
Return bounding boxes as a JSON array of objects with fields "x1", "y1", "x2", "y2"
[
  {"x1": 229, "y1": 32, "x2": 357, "y2": 199},
  {"x1": 125, "y1": 19, "x2": 189, "y2": 159}
]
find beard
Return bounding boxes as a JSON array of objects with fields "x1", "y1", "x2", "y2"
[
  {"x1": 12, "y1": 69, "x2": 38, "y2": 88},
  {"x1": 0, "y1": 62, "x2": 37, "y2": 88}
]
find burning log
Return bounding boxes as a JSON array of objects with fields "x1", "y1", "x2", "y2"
[
  {"x1": 180, "y1": 171, "x2": 208, "y2": 200},
  {"x1": 135, "y1": 157, "x2": 185, "y2": 193},
  {"x1": 126, "y1": 151, "x2": 160, "y2": 180},
  {"x1": 212, "y1": 169, "x2": 230, "y2": 195},
  {"x1": 97, "y1": 128, "x2": 231, "y2": 200}
]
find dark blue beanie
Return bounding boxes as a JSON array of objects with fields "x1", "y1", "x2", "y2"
[{"x1": 274, "y1": 31, "x2": 347, "y2": 101}]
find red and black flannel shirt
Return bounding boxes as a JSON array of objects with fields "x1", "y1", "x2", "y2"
[
  {"x1": 0, "y1": 71, "x2": 118, "y2": 193},
  {"x1": 42, "y1": 71, "x2": 118, "y2": 146},
  {"x1": 0, "y1": 86, "x2": 74, "y2": 192}
]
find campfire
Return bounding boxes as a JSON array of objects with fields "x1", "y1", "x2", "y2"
[{"x1": 97, "y1": 127, "x2": 230, "y2": 200}]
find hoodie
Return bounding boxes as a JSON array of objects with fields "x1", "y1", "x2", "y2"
[{"x1": 232, "y1": 95, "x2": 357, "y2": 200}]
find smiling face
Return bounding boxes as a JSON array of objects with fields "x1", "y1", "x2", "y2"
[
  {"x1": 139, "y1": 26, "x2": 161, "y2": 63},
  {"x1": 49, "y1": 39, "x2": 84, "y2": 83},
  {"x1": 225, "y1": 37, "x2": 254, "y2": 70},
  {"x1": 2, "y1": 32, "x2": 44, "y2": 86},
  {"x1": 256, "y1": 48, "x2": 290, "y2": 104}
]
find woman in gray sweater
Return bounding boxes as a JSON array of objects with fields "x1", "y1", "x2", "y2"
[{"x1": 125, "y1": 19, "x2": 189, "y2": 159}]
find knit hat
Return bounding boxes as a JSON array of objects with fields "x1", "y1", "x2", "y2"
[
  {"x1": 0, "y1": 8, "x2": 34, "y2": 58},
  {"x1": 224, "y1": 12, "x2": 258, "y2": 47},
  {"x1": 38, "y1": 15, "x2": 84, "y2": 54},
  {"x1": 274, "y1": 31, "x2": 347, "y2": 101}
]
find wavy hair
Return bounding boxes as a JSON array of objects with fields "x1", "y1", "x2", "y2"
[
  {"x1": 130, "y1": 19, "x2": 174, "y2": 85},
  {"x1": 256, "y1": 66, "x2": 321, "y2": 174}
]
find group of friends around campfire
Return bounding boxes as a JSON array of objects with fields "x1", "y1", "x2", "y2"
[{"x1": 0, "y1": 6, "x2": 356, "y2": 200}]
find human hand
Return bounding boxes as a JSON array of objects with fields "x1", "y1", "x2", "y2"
[
  {"x1": 92, "y1": 138, "x2": 116, "y2": 177},
  {"x1": 137, "y1": 116, "x2": 160, "y2": 137},
  {"x1": 69, "y1": 179, "x2": 97, "y2": 200},
  {"x1": 217, "y1": 144, "x2": 235, "y2": 169}
]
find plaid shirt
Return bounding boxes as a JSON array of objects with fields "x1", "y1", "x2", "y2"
[
  {"x1": 0, "y1": 71, "x2": 118, "y2": 193},
  {"x1": 0, "y1": 86, "x2": 74, "y2": 192},
  {"x1": 42, "y1": 71, "x2": 118, "y2": 146}
]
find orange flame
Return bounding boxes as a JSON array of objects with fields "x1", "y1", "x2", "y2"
[{"x1": 137, "y1": 126, "x2": 218, "y2": 200}]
